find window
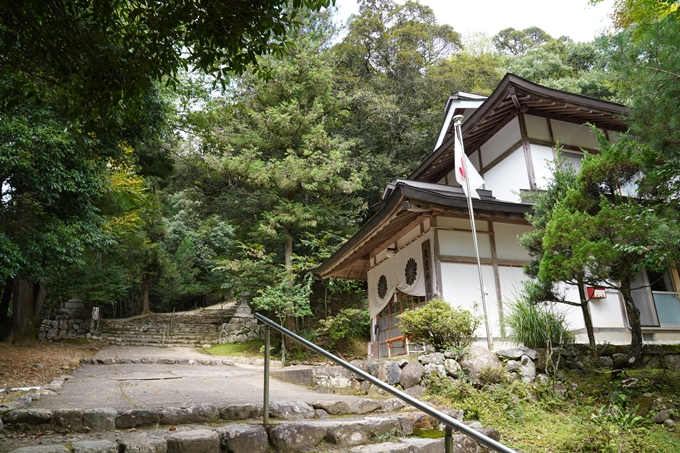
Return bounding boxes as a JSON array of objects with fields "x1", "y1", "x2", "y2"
[
  {"x1": 632, "y1": 269, "x2": 680, "y2": 327},
  {"x1": 562, "y1": 151, "x2": 584, "y2": 173}
]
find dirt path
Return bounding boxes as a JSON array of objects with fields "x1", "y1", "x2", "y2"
[{"x1": 0, "y1": 341, "x2": 105, "y2": 404}]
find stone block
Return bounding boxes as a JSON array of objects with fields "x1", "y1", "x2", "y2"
[
  {"x1": 348, "y1": 442, "x2": 410, "y2": 453},
  {"x1": 3, "y1": 409, "x2": 52, "y2": 425},
  {"x1": 381, "y1": 398, "x2": 406, "y2": 412},
  {"x1": 311, "y1": 400, "x2": 352, "y2": 415},
  {"x1": 400, "y1": 361, "x2": 424, "y2": 389},
  {"x1": 166, "y1": 429, "x2": 220, "y2": 453},
  {"x1": 400, "y1": 438, "x2": 444, "y2": 453},
  {"x1": 9, "y1": 446, "x2": 70, "y2": 453},
  {"x1": 83, "y1": 407, "x2": 118, "y2": 431},
  {"x1": 663, "y1": 354, "x2": 680, "y2": 370},
  {"x1": 461, "y1": 346, "x2": 502, "y2": 380},
  {"x1": 520, "y1": 355, "x2": 537, "y2": 383},
  {"x1": 219, "y1": 403, "x2": 261, "y2": 420},
  {"x1": 119, "y1": 437, "x2": 167, "y2": 453},
  {"x1": 116, "y1": 409, "x2": 160, "y2": 428},
  {"x1": 217, "y1": 424, "x2": 269, "y2": 453},
  {"x1": 397, "y1": 415, "x2": 414, "y2": 435},
  {"x1": 351, "y1": 398, "x2": 382, "y2": 414},
  {"x1": 160, "y1": 404, "x2": 219, "y2": 425},
  {"x1": 364, "y1": 416, "x2": 401, "y2": 436},
  {"x1": 419, "y1": 353, "x2": 445, "y2": 365},
  {"x1": 71, "y1": 440, "x2": 117, "y2": 453},
  {"x1": 324, "y1": 420, "x2": 372, "y2": 446},
  {"x1": 268, "y1": 401, "x2": 315, "y2": 419},
  {"x1": 314, "y1": 366, "x2": 354, "y2": 388},
  {"x1": 453, "y1": 434, "x2": 479, "y2": 453},
  {"x1": 315, "y1": 409, "x2": 330, "y2": 419},
  {"x1": 268, "y1": 422, "x2": 327, "y2": 452},
  {"x1": 53, "y1": 408, "x2": 84, "y2": 428},
  {"x1": 385, "y1": 361, "x2": 402, "y2": 385},
  {"x1": 444, "y1": 358, "x2": 462, "y2": 378}
]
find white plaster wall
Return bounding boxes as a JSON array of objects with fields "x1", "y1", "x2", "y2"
[
  {"x1": 479, "y1": 117, "x2": 521, "y2": 166},
  {"x1": 441, "y1": 262, "x2": 501, "y2": 337},
  {"x1": 438, "y1": 217, "x2": 488, "y2": 231},
  {"x1": 498, "y1": 265, "x2": 530, "y2": 305},
  {"x1": 397, "y1": 224, "x2": 422, "y2": 248},
  {"x1": 438, "y1": 230, "x2": 492, "y2": 258},
  {"x1": 551, "y1": 119, "x2": 599, "y2": 150},
  {"x1": 483, "y1": 147, "x2": 529, "y2": 203},
  {"x1": 494, "y1": 223, "x2": 532, "y2": 261},
  {"x1": 525, "y1": 115, "x2": 551, "y2": 142},
  {"x1": 531, "y1": 144, "x2": 556, "y2": 189},
  {"x1": 552, "y1": 283, "x2": 626, "y2": 331},
  {"x1": 590, "y1": 290, "x2": 626, "y2": 328}
]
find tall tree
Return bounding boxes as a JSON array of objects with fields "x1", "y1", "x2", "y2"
[
  {"x1": 186, "y1": 11, "x2": 364, "y2": 334},
  {"x1": 333, "y1": 0, "x2": 462, "y2": 201},
  {"x1": 608, "y1": 10, "x2": 680, "y2": 205},
  {"x1": 0, "y1": 0, "x2": 335, "y2": 118},
  {"x1": 535, "y1": 131, "x2": 680, "y2": 363},
  {"x1": 493, "y1": 26, "x2": 553, "y2": 55},
  {"x1": 520, "y1": 155, "x2": 596, "y2": 349}
]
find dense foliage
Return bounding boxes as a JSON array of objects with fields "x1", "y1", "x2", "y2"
[
  {"x1": 2, "y1": 0, "x2": 680, "y2": 353},
  {"x1": 397, "y1": 299, "x2": 481, "y2": 353}
]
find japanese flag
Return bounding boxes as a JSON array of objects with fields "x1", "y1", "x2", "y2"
[{"x1": 454, "y1": 127, "x2": 485, "y2": 199}]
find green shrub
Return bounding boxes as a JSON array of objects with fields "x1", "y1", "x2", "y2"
[
  {"x1": 317, "y1": 308, "x2": 370, "y2": 350},
  {"x1": 504, "y1": 295, "x2": 575, "y2": 349},
  {"x1": 397, "y1": 298, "x2": 481, "y2": 352}
]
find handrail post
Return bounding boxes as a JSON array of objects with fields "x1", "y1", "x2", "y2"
[
  {"x1": 263, "y1": 325, "x2": 270, "y2": 426},
  {"x1": 445, "y1": 426, "x2": 453, "y2": 453}
]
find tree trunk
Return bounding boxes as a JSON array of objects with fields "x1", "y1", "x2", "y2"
[
  {"x1": 577, "y1": 283, "x2": 596, "y2": 352},
  {"x1": 33, "y1": 280, "x2": 47, "y2": 330},
  {"x1": 0, "y1": 276, "x2": 13, "y2": 324},
  {"x1": 9, "y1": 277, "x2": 36, "y2": 345},
  {"x1": 140, "y1": 273, "x2": 151, "y2": 314},
  {"x1": 283, "y1": 234, "x2": 296, "y2": 348},
  {"x1": 619, "y1": 282, "x2": 643, "y2": 365}
]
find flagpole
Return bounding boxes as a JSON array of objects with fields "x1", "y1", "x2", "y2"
[{"x1": 453, "y1": 115, "x2": 494, "y2": 351}]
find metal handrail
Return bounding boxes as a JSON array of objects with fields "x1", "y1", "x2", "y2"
[{"x1": 255, "y1": 312, "x2": 518, "y2": 453}]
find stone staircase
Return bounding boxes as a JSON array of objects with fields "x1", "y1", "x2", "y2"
[
  {"x1": 1, "y1": 399, "x2": 500, "y2": 453},
  {"x1": 98, "y1": 308, "x2": 236, "y2": 347}
]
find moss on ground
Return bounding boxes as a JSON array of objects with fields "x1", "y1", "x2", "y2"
[
  {"x1": 201, "y1": 340, "x2": 264, "y2": 357},
  {"x1": 423, "y1": 369, "x2": 680, "y2": 453}
]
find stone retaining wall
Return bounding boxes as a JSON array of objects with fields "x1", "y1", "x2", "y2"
[{"x1": 38, "y1": 314, "x2": 93, "y2": 341}]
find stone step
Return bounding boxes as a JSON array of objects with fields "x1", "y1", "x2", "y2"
[
  {"x1": 100, "y1": 333, "x2": 217, "y2": 338},
  {"x1": 349, "y1": 438, "x2": 444, "y2": 453},
  {"x1": 2, "y1": 399, "x2": 502, "y2": 453},
  {"x1": 102, "y1": 338, "x2": 216, "y2": 344}
]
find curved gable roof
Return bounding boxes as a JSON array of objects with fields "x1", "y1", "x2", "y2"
[{"x1": 409, "y1": 73, "x2": 630, "y2": 184}]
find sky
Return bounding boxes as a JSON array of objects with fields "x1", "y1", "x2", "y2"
[{"x1": 333, "y1": 0, "x2": 616, "y2": 43}]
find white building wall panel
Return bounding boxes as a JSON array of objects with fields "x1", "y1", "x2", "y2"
[
  {"x1": 525, "y1": 115, "x2": 551, "y2": 142},
  {"x1": 441, "y1": 262, "x2": 501, "y2": 337},
  {"x1": 483, "y1": 147, "x2": 529, "y2": 203},
  {"x1": 531, "y1": 144, "x2": 556, "y2": 189},
  {"x1": 498, "y1": 265, "x2": 530, "y2": 306},
  {"x1": 493, "y1": 223, "x2": 532, "y2": 261},
  {"x1": 438, "y1": 217, "x2": 488, "y2": 231},
  {"x1": 551, "y1": 119, "x2": 599, "y2": 150},
  {"x1": 438, "y1": 230, "x2": 492, "y2": 258},
  {"x1": 397, "y1": 224, "x2": 422, "y2": 248},
  {"x1": 479, "y1": 117, "x2": 521, "y2": 165}
]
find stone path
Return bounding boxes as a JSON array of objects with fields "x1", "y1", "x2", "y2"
[
  {"x1": 0, "y1": 346, "x2": 504, "y2": 453},
  {"x1": 27, "y1": 346, "x2": 363, "y2": 411}
]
